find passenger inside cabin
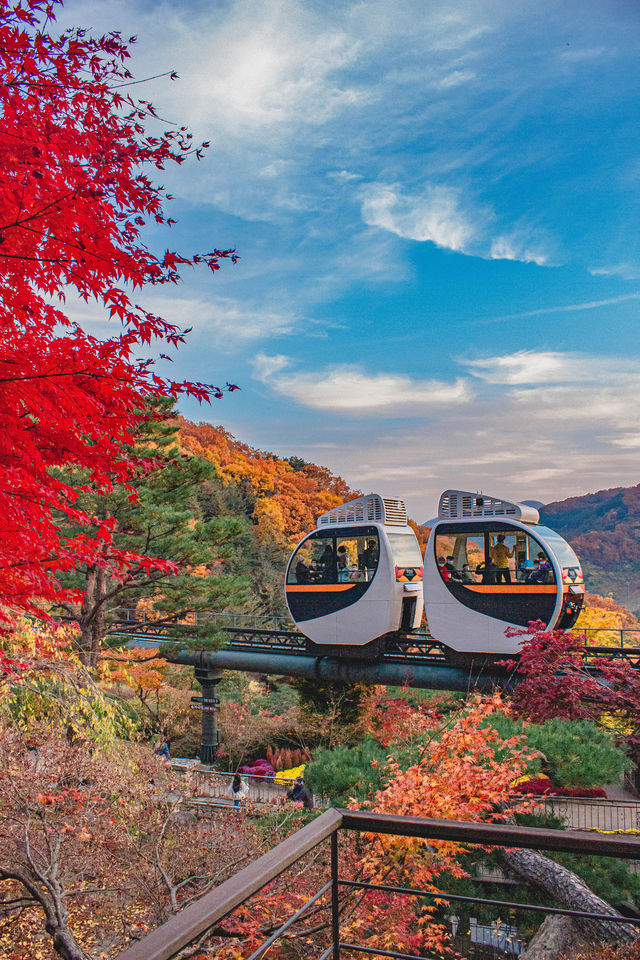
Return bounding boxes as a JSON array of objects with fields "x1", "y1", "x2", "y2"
[
  {"x1": 490, "y1": 534, "x2": 514, "y2": 584},
  {"x1": 317, "y1": 544, "x2": 336, "y2": 582},
  {"x1": 360, "y1": 539, "x2": 378, "y2": 570},
  {"x1": 445, "y1": 556, "x2": 462, "y2": 581},
  {"x1": 518, "y1": 560, "x2": 534, "y2": 582},
  {"x1": 527, "y1": 557, "x2": 553, "y2": 583},
  {"x1": 476, "y1": 559, "x2": 498, "y2": 584},
  {"x1": 295, "y1": 557, "x2": 312, "y2": 584},
  {"x1": 337, "y1": 546, "x2": 349, "y2": 570},
  {"x1": 437, "y1": 556, "x2": 451, "y2": 581},
  {"x1": 461, "y1": 563, "x2": 476, "y2": 584}
]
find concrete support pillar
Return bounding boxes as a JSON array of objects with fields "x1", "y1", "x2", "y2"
[{"x1": 194, "y1": 667, "x2": 224, "y2": 765}]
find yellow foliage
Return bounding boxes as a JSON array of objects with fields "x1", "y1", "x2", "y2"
[{"x1": 274, "y1": 763, "x2": 306, "y2": 784}]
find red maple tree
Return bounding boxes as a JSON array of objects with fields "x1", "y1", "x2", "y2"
[{"x1": 0, "y1": 0, "x2": 236, "y2": 623}]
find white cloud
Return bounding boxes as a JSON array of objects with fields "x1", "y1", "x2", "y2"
[
  {"x1": 436, "y1": 69, "x2": 476, "y2": 88},
  {"x1": 464, "y1": 350, "x2": 640, "y2": 387},
  {"x1": 608, "y1": 434, "x2": 640, "y2": 449},
  {"x1": 489, "y1": 235, "x2": 548, "y2": 266},
  {"x1": 361, "y1": 183, "x2": 478, "y2": 254},
  {"x1": 589, "y1": 263, "x2": 640, "y2": 281},
  {"x1": 55, "y1": 292, "x2": 295, "y2": 347},
  {"x1": 253, "y1": 355, "x2": 472, "y2": 414},
  {"x1": 464, "y1": 351, "x2": 571, "y2": 384},
  {"x1": 361, "y1": 183, "x2": 549, "y2": 265},
  {"x1": 253, "y1": 353, "x2": 291, "y2": 380}
]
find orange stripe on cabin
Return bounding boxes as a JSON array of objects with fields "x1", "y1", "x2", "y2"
[
  {"x1": 464, "y1": 585, "x2": 557, "y2": 594},
  {"x1": 286, "y1": 584, "x2": 356, "y2": 593}
]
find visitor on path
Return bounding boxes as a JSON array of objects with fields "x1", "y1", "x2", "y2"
[
  {"x1": 287, "y1": 776, "x2": 314, "y2": 809},
  {"x1": 227, "y1": 773, "x2": 250, "y2": 807},
  {"x1": 155, "y1": 736, "x2": 171, "y2": 763},
  {"x1": 287, "y1": 776, "x2": 304, "y2": 801}
]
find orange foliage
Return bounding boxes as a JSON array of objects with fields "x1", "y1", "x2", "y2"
[
  {"x1": 179, "y1": 419, "x2": 430, "y2": 550},
  {"x1": 357, "y1": 685, "x2": 441, "y2": 746},
  {"x1": 408, "y1": 519, "x2": 431, "y2": 553},
  {"x1": 178, "y1": 419, "x2": 357, "y2": 544},
  {"x1": 344, "y1": 694, "x2": 535, "y2": 957},
  {"x1": 581, "y1": 592, "x2": 640, "y2": 630}
]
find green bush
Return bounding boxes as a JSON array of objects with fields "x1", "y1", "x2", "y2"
[
  {"x1": 304, "y1": 738, "x2": 390, "y2": 806},
  {"x1": 528, "y1": 718, "x2": 629, "y2": 788},
  {"x1": 482, "y1": 712, "x2": 629, "y2": 788}
]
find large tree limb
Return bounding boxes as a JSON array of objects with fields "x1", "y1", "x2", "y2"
[{"x1": 501, "y1": 846, "x2": 638, "y2": 945}]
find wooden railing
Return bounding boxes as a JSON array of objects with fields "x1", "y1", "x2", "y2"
[{"x1": 113, "y1": 810, "x2": 640, "y2": 960}]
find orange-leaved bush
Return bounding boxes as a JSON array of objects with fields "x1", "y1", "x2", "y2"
[{"x1": 343, "y1": 694, "x2": 536, "y2": 956}]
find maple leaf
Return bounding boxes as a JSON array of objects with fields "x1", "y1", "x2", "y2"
[{"x1": 0, "y1": 0, "x2": 240, "y2": 624}]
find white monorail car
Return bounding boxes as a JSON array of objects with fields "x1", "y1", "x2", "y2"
[
  {"x1": 424, "y1": 490, "x2": 584, "y2": 657},
  {"x1": 285, "y1": 494, "x2": 424, "y2": 656}
]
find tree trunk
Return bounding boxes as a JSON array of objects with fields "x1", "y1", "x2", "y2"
[
  {"x1": 520, "y1": 915, "x2": 588, "y2": 960},
  {"x1": 501, "y1": 846, "x2": 638, "y2": 945}
]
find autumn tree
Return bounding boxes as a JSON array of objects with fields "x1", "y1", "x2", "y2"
[
  {"x1": 0, "y1": 0, "x2": 237, "y2": 624},
  {"x1": 342, "y1": 695, "x2": 636, "y2": 957},
  {"x1": 53, "y1": 398, "x2": 248, "y2": 664},
  {"x1": 0, "y1": 620, "x2": 298, "y2": 960},
  {"x1": 507, "y1": 624, "x2": 640, "y2": 791}
]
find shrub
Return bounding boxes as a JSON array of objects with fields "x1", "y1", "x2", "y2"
[
  {"x1": 304, "y1": 738, "x2": 389, "y2": 806},
  {"x1": 512, "y1": 778, "x2": 607, "y2": 798},
  {"x1": 528, "y1": 718, "x2": 629, "y2": 788},
  {"x1": 483, "y1": 712, "x2": 629, "y2": 788}
]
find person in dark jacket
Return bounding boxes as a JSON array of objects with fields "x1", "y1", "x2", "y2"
[
  {"x1": 155, "y1": 736, "x2": 171, "y2": 762},
  {"x1": 287, "y1": 776, "x2": 304, "y2": 801},
  {"x1": 287, "y1": 776, "x2": 314, "y2": 808}
]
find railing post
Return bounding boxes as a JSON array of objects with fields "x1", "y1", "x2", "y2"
[{"x1": 331, "y1": 830, "x2": 340, "y2": 958}]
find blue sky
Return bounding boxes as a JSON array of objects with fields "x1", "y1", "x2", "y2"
[{"x1": 65, "y1": 0, "x2": 640, "y2": 520}]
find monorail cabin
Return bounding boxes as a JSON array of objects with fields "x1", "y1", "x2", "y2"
[
  {"x1": 285, "y1": 494, "x2": 424, "y2": 655},
  {"x1": 424, "y1": 490, "x2": 584, "y2": 656}
]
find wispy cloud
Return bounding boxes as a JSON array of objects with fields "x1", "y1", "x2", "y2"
[
  {"x1": 56, "y1": 292, "x2": 296, "y2": 347},
  {"x1": 463, "y1": 350, "x2": 639, "y2": 386},
  {"x1": 485, "y1": 292, "x2": 640, "y2": 323},
  {"x1": 253, "y1": 354, "x2": 472, "y2": 414},
  {"x1": 464, "y1": 351, "x2": 570, "y2": 384},
  {"x1": 361, "y1": 182, "x2": 548, "y2": 264},
  {"x1": 361, "y1": 182, "x2": 477, "y2": 254},
  {"x1": 589, "y1": 264, "x2": 640, "y2": 281}
]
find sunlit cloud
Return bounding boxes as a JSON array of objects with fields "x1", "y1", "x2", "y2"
[
  {"x1": 361, "y1": 182, "x2": 478, "y2": 254},
  {"x1": 253, "y1": 354, "x2": 472, "y2": 414},
  {"x1": 464, "y1": 351, "x2": 571, "y2": 384},
  {"x1": 361, "y1": 183, "x2": 548, "y2": 265}
]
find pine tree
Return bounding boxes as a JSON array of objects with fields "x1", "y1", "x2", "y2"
[{"x1": 54, "y1": 400, "x2": 248, "y2": 663}]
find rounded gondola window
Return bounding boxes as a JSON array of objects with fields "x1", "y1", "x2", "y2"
[
  {"x1": 287, "y1": 527, "x2": 380, "y2": 586},
  {"x1": 435, "y1": 528, "x2": 556, "y2": 587},
  {"x1": 287, "y1": 529, "x2": 380, "y2": 585}
]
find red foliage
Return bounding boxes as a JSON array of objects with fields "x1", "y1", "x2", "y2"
[
  {"x1": 504, "y1": 623, "x2": 596, "y2": 722},
  {"x1": 507, "y1": 623, "x2": 640, "y2": 766},
  {"x1": 511, "y1": 778, "x2": 607, "y2": 798},
  {"x1": 0, "y1": 0, "x2": 236, "y2": 621}
]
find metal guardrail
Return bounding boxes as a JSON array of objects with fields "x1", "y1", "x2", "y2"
[
  {"x1": 113, "y1": 810, "x2": 640, "y2": 960},
  {"x1": 532, "y1": 795, "x2": 640, "y2": 833}
]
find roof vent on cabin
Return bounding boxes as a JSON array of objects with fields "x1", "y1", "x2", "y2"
[
  {"x1": 438, "y1": 490, "x2": 540, "y2": 524},
  {"x1": 317, "y1": 493, "x2": 407, "y2": 527}
]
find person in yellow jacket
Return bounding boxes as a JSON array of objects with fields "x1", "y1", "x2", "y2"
[{"x1": 490, "y1": 534, "x2": 514, "y2": 584}]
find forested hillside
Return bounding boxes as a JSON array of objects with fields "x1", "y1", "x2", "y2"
[
  {"x1": 541, "y1": 484, "x2": 640, "y2": 614},
  {"x1": 178, "y1": 419, "x2": 431, "y2": 615},
  {"x1": 179, "y1": 418, "x2": 358, "y2": 546}
]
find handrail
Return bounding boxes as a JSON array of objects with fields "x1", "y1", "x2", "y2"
[
  {"x1": 113, "y1": 809, "x2": 640, "y2": 960},
  {"x1": 337, "y1": 810, "x2": 640, "y2": 857},
  {"x1": 115, "y1": 808, "x2": 343, "y2": 960}
]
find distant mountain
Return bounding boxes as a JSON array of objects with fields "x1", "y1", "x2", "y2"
[{"x1": 540, "y1": 484, "x2": 640, "y2": 614}]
